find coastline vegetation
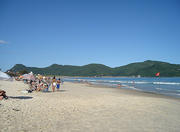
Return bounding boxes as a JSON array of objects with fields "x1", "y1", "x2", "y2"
[{"x1": 8, "y1": 60, "x2": 180, "y2": 77}]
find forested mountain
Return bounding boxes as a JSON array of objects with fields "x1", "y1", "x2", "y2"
[{"x1": 9, "y1": 60, "x2": 180, "y2": 77}]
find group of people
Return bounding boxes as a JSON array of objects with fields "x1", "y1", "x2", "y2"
[
  {"x1": 25, "y1": 76, "x2": 62, "y2": 92},
  {"x1": 0, "y1": 76, "x2": 63, "y2": 101}
]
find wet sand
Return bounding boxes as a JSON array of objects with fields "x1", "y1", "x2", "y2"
[{"x1": 0, "y1": 80, "x2": 180, "y2": 132}]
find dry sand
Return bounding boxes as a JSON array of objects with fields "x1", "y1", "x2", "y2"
[{"x1": 0, "y1": 80, "x2": 180, "y2": 132}]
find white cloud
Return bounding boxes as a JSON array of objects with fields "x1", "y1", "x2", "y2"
[{"x1": 0, "y1": 40, "x2": 8, "y2": 44}]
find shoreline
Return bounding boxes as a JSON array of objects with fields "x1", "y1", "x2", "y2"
[
  {"x1": 64, "y1": 76, "x2": 180, "y2": 99},
  {"x1": 74, "y1": 81, "x2": 180, "y2": 101}
]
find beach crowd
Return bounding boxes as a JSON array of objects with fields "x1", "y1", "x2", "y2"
[
  {"x1": 16, "y1": 75, "x2": 63, "y2": 93},
  {"x1": 0, "y1": 75, "x2": 63, "y2": 100}
]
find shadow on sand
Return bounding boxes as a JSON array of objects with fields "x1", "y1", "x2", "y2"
[
  {"x1": 42, "y1": 90, "x2": 67, "y2": 93},
  {"x1": 9, "y1": 96, "x2": 33, "y2": 100},
  {"x1": 57, "y1": 90, "x2": 67, "y2": 92}
]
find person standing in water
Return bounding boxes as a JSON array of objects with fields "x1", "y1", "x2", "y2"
[{"x1": 52, "y1": 76, "x2": 56, "y2": 92}]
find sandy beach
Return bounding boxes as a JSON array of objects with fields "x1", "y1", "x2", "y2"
[{"x1": 0, "y1": 80, "x2": 180, "y2": 132}]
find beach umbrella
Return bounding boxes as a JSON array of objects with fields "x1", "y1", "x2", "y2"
[
  {"x1": 0, "y1": 71, "x2": 11, "y2": 80},
  {"x1": 22, "y1": 73, "x2": 35, "y2": 80}
]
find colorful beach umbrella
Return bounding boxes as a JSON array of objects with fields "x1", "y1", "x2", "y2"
[{"x1": 22, "y1": 73, "x2": 35, "y2": 80}]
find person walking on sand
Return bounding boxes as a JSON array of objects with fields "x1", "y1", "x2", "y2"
[
  {"x1": 56, "y1": 78, "x2": 61, "y2": 91},
  {"x1": 52, "y1": 76, "x2": 56, "y2": 92}
]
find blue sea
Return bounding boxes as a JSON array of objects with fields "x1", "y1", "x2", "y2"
[{"x1": 64, "y1": 77, "x2": 180, "y2": 98}]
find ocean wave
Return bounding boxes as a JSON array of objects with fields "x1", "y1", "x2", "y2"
[
  {"x1": 155, "y1": 88, "x2": 180, "y2": 93},
  {"x1": 125, "y1": 86, "x2": 142, "y2": 91},
  {"x1": 153, "y1": 82, "x2": 180, "y2": 85},
  {"x1": 156, "y1": 88, "x2": 163, "y2": 90},
  {"x1": 175, "y1": 90, "x2": 180, "y2": 92},
  {"x1": 65, "y1": 78, "x2": 180, "y2": 86},
  {"x1": 88, "y1": 80, "x2": 150, "y2": 84},
  {"x1": 175, "y1": 94, "x2": 180, "y2": 96}
]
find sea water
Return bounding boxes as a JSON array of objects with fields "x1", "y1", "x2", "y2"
[{"x1": 64, "y1": 77, "x2": 180, "y2": 98}]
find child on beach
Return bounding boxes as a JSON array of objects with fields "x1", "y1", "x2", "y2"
[
  {"x1": 36, "y1": 80, "x2": 44, "y2": 91},
  {"x1": 42, "y1": 77, "x2": 48, "y2": 92},
  {"x1": 43, "y1": 83, "x2": 48, "y2": 92}
]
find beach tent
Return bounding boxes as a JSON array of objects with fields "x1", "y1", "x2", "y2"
[
  {"x1": 22, "y1": 72, "x2": 35, "y2": 80},
  {"x1": 0, "y1": 71, "x2": 11, "y2": 80}
]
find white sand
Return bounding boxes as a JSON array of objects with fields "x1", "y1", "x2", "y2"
[{"x1": 0, "y1": 80, "x2": 180, "y2": 132}]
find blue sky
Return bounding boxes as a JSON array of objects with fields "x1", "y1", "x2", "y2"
[{"x1": 0, "y1": 0, "x2": 180, "y2": 71}]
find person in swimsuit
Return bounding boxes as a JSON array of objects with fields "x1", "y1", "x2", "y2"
[
  {"x1": 52, "y1": 76, "x2": 56, "y2": 92},
  {"x1": 56, "y1": 78, "x2": 61, "y2": 91}
]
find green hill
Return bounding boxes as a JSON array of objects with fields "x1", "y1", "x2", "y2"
[
  {"x1": 112, "y1": 60, "x2": 180, "y2": 77},
  {"x1": 9, "y1": 60, "x2": 180, "y2": 77}
]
